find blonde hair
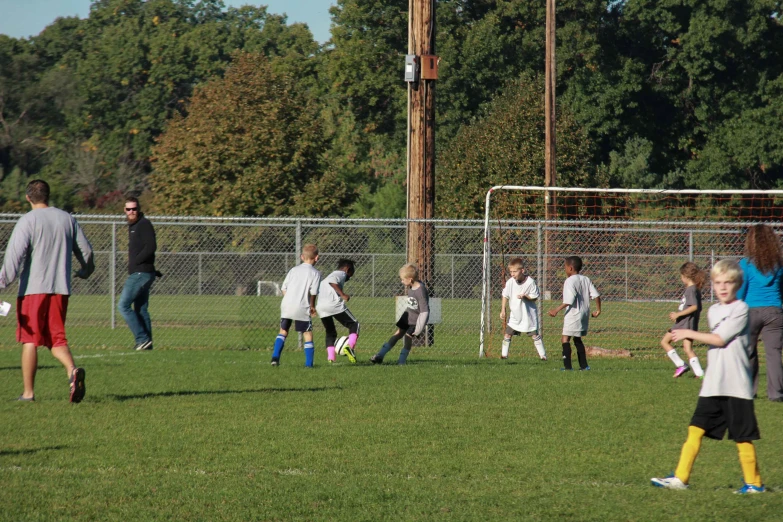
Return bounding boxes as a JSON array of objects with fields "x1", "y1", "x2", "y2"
[
  {"x1": 302, "y1": 244, "x2": 319, "y2": 260},
  {"x1": 711, "y1": 259, "x2": 743, "y2": 287},
  {"x1": 399, "y1": 263, "x2": 419, "y2": 280},
  {"x1": 508, "y1": 257, "x2": 524, "y2": 270}
]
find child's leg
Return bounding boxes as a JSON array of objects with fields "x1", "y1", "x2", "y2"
[
  {"x1": 376, "y1": 329, "x2": 404, "y2": 360},
  {"x1": 398, "y1": 334, "x2": 413, "y2": 365},
  {"x1": 737, "y1": 442, "x2": 763, "y2": 487},
  {"x1": 561, "y1": 335, "x2": 572, "y2": 370},
  {"x1": 674, "y1": 425, "x2": 705, "y2": 484},
  {"x1": 342, "y1": 310, "x2": 360, "y2": 349},
  {"x1": 321, "y1": 317, "x2": 338, "y2": 361},
  {"x1": 501, "y1": 335, "x2": 512, "y2": 359},
  {"x1": 573, "y1": 337, "x2": 588, "y2": 369},
  {"x1": 272, "y1": 326, "x2": 289, "y2": 360},
  {"x1": 682, "y1": 339, "x2": 704, "y2": 377},
  {"x1": 303, "y1": 331, "x2": 315, "y2": 368},
  {"x1": 661, "y1": 332, "x2": 685, "y2": 367},
  {"x1": 530, "y1": 332, "x2": 546, "y2": 360}
]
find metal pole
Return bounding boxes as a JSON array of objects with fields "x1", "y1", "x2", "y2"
[
  {"x1": 711, "y1": 248, "x2": 715, "y2": 302},
  {"x1": 295, "y1": 220, "x2": 302, "y2": 265},
  {"x1": 111, "y1": 222, "x2": 116, "y2": 329},
  {"x1": 537, "y1": 222, "x2": 543, "y2": 336},
  {"x1": 198, "y1": 253, "x2": 202, "y2": 296},
  {"x1": 451, "y1": 254, "x2": 455, "y2": 298},
  {"x1": 625, "y1": 254, "x2": 628, "y2": 301},
  {"x1": 372, "y1": 254, "x2": 376, "y2": 298},
  {"x1": 689, "y1": 230, "x2": 694, "y2": 261}
]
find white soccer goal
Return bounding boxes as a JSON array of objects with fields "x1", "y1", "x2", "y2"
[{"x1": 479, "y1": 186, "x2": 783, "y2": 358}]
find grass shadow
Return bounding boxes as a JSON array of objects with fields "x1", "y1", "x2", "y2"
[
  {"x1": 106, "y1": 386, "x2": 342, "y2": 402},
  {"x1": 0, "y1": 445, "x2": 67, "y2": 456}
]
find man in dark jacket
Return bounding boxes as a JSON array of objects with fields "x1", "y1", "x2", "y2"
[{"x1": 119, "y1": 197, "x2": 158, "y2": 350}]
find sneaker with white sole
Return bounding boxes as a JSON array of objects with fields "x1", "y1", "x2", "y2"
[
  {"x1": 343, "y1": 344, "x2": 357, "y2": 363},
  {"x1": 651, "y1": 475, "x2": 688, "y2": 490},
  {"x1": 734, "y1": 483, "x2": 765, "y2": 494},
  {"x1": 673, "y1": 365, "x2": 690, "y2": 378}
]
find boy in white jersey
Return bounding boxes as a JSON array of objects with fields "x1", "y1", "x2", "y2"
[
  {"x1": 270, "y1": 244, "x2": 321, "y2": 367},
  {"x1": 651, "y1": 259, "x2": 765, "y2": 494},
  {"x1": 548, "y1": 256, "x2": 601, "y2": 370},
  {"x1": 499, "y1": 258, "x2": 546, "y2": 360},
  {"x1": 317, "y1": 259, "x2": 359, "y2": 363}
]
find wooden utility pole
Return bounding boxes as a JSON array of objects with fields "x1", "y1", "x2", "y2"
[
  {"x1": 543, "y1": 0, "x2": 556, "y2": 297},
  {"x1": 407, "y1": 0, "x2": 436, "y2": 288}
]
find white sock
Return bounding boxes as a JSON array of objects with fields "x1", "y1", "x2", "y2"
[
  {"x1": 502, "y1": 338, "x2": 510, "y2": 358},
  {"x1": 689, "y1": 357, "x2": 704, "y2": 377},
  {"x1": 533, "y1": 335, "x2": 546, "y2": 359},
  {"x1": 667, "y1": 349, "x2": 685, "y2": 367}
]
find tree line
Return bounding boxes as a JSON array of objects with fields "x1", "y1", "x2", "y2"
[{"x1": 1, "y1": 0, "x2": 782, "y2": 218}]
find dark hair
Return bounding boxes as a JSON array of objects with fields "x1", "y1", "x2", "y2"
[
  {"x1": 565, "y1": 256, "x2": 583, "y2": 272},
  {"x1": 680, "y1": 262, "x2": 706, "y2": 290},
  {"x1": 745, "y1": 224, "x2": 783, "y2": 274},
  {"x1": 125, "y1": 196, "x2": 140, "y2": 209},
  {"x1": 337, "y1": 259, "x2": 355, "y2": 271},
  {"x1": 26, "y1": 179, "x2": 50, "y2": 204}
]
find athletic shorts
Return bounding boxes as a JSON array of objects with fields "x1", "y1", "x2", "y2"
[
  {"x1": 16, "y1": 294, "x2": 69, "y2": 348},
  {"x1": 320, "y1": 310, "x2": 360, "y2": 334},
  {"x1": 280, "y1": 318, "x2": 312, "y2": 333},
  {"x1": 690, "y1": 396, "x2": 760, "y2": 443},
  {"x1": 395, "y1": 312, "x2": 417, "y2": 337},
  {"x1": 505, "y1": 325, "x2": 538, "y2": 337}
]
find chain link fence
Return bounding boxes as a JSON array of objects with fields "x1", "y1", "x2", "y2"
[{"x1": 0, "y1": 214, "x2": 776, "y2": 358}]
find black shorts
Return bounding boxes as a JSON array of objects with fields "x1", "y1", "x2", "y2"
[
  {"x1": 690, "y1": 396, "x2": 760, "y2": 443},
  {"x1": 280, "y1": 318, "x2": 313, "y2": 333},
  {"x1": 505, "y1": 325, "x2": 538, "y2": 337},
  {"x1": 396, "y1": 312, "x2": 417, "y2": 337}
]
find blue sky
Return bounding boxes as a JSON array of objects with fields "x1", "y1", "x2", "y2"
[{"x1": 0, "y1": 0, "x2": 336, "y2": 42}]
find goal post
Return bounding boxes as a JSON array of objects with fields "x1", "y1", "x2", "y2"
[{"x1": 479, "y1": 186, "x2": 783, "y2": 358}]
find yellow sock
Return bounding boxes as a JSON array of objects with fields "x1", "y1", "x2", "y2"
[
  {"x1": 674, "y1": 426, "x2": 705, "y2": 484},
  {"x1": 737, "y1": 442, "x2": 762, "y2": 487}
]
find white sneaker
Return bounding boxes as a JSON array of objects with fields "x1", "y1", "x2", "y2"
[{"x1": 651, "y1": 475, "x2": 688, "y2": 490}]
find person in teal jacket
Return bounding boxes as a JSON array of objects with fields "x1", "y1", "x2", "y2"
[{"x1": 737, "y1": 224, "x2": 783, "y2": 401}]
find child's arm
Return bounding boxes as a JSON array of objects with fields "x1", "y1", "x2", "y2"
[
  {"x1": 309, "y1": 293, "x2": 317, "y2": 316},
  {"x1": 330, "y1": 282, "x2": 349, "y2": 302},
  {"x1": 670, "y1": 329, "x2": 726, "y2": 347},
  {"x1": 669, "y1": 304, "x2": 698, "y2": 322},
  {"x1": 549, "y1": 303, "x2": 568, "y2": 317},
  {"x1": 591, "y1": 296, "x2": 602, "y2": 317},
  {"x1": 500, "y1": 296, "x2": 508, "y2": 320}
]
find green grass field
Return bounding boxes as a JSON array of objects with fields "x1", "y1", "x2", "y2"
[
  {"x1": 1, "y1": 347, "x2": 782, "y2": 521},
  {"x1": 0, "y1": 293, "x2": 703, "y2": 354}
]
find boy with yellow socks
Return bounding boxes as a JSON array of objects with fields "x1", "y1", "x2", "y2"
[{"x1": 651, "y1": 259, "x2": 764, "y2": 494}]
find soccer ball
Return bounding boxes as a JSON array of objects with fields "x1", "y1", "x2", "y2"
[{"x1": 334, "y1": 336, "x2": 350, "y2": 356}]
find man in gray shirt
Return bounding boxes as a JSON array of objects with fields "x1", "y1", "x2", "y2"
[{"x1": 0, "y1": 180, "x2": 94, "y2": 402}]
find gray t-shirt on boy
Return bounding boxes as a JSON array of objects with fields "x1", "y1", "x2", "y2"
[
  {"x1": 562, "y1": 274, "x2": 600, "y2": 336},
  {"x1": 0, "y1": 207, "x2": 93, "y2": 296},
  {"x1": 405, "y1": 283, "x2": 430, "y2": 327},
  {"x1": 673, "y1": 285, "x2": 701, "y2": 331},
  {"x1": 700, "y1": 299, "x2": 753, "y2": 400},
  {"x1": 316, "y1": 270, "x2": 348, "y2": 318},
  {"x1": 280, "y1": 263, "x2": 321, "y2": 321}
]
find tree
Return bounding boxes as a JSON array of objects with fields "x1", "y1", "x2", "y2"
[
  {"x1": 149, "y1": 52, "x2": 325, "y2": 216},
  {"x1": 437, "y1": 75, "x2": 596, "y2": 218}
]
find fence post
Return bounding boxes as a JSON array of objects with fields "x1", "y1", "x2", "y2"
[
  {"x1": 711, "y1": 248, "x2": 715, "y2": 302},
  {"x1": 372, "y1": 254, "x2": 376, "y2": 298},
  {"x1": 198, "y1": 253, "x2": 202, "y2": 295},
  {"x1": 451, "y1": 254, "x2": 455, "y2": 298},
  {"x1": 537, "y1": 221, "x2": 543, "y2": 334},
  {"x1": 111, "y1": 222, "x2": 116, "y2": 329},
  {"x1": 625, "y1": 254, "x2": 628, "y2": 301},
  {"x1": 689, "y1": 231, "x2": 694, "y2": 261},
  {"x1": 295, "y1": 220, "x2": 302, "y2": 266}
]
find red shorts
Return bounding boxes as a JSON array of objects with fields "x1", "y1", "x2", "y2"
[{"x1": 16, "y1": 294, "x2": 69, "y2": 348}]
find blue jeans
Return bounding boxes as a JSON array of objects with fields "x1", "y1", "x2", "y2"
[{"x1": 118, "y1": 272, "x2": 155, "y2": 344}]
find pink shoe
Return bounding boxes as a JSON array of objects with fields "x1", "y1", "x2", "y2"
[{"x1": 673, "y1": 365, "x2": 690, "y2": 378}]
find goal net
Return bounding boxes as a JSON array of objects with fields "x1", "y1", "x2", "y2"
[{"x1": 479, "y1": 186, "x2": 783, "y2": 358}]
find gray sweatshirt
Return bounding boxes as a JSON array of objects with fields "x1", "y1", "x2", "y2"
[{"x1": 0, "y1": 207, "x2": 94, "y2": 296}]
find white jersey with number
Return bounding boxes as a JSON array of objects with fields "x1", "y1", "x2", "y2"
[
  {"x1": 316, "y1": 270, "x2": 348, "y2": 318},
  {"x1": 502, "y1": 276, "x2": 539, "y2": 333},
  {"x1": 562, "y1": 274, "x2": 600, "y2": 336},
  {"x1": 280, "y1": 263, "x2": 321, "y2": 321}
]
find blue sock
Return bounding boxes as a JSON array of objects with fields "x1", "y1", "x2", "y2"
[
  {"x1": 304, "y1": 341, "x2": 314, "y2": 367},
  {"x1": 398, "y1": 348, "x2": 411, "y2": 365},
  {"x1": 377, "y1": 343, "x2": 393, "y2": 358},
  {"x1": 272, "y1": 334, "x2": 286, "y2": 358}
]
